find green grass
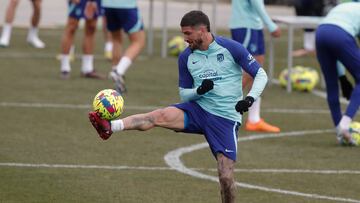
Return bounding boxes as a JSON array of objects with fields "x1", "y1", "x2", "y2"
[{"x1": 0, "y1": 27, "x2": 359, "y2": 203}]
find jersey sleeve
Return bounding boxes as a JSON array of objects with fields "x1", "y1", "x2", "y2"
[
  {"x1": 251, "y1": 0, "x2": 278, "y2": 32},
  {"x1": 178, "y1": 48, "x2": 194, "y2": 88}
]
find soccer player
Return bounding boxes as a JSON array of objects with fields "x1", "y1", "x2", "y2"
[
  {"x1": 59, "y1": 0, "x2": 105, "y2": 79},
  {"x1": 88, "y1": 10, "x2": 268, "y2": 202},
  {"x1": 85, "y1": 0, "x2": 146, "y2": 93},
  {"x1": 0, "y1": 0, "x2": 45, "y2": 48},
  {"x1": 229, "y1": 0, "x2": 281, "y2": 133},
  {"x1": 315, "y1": 2, "x2": 360, "y2": 145}
]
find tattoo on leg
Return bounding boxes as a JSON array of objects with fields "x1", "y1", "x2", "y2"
[{"x1": 130, "y1": 115, "x2": 155, "y2": 130}]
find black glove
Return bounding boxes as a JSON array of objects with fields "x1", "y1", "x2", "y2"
[
  {"x1": 235, "y1": 96, "x2": 255, "y2": 115},
  {"x1": 196, "y1": 79, "x2": 214, "y2": 95},
  {"x1": 339, "y1": 75, "x2": 353, "y2": 100}
]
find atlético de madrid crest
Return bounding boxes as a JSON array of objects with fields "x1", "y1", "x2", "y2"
[{"x1": 217, "y1": 54, "x2": 224, "y2": 62}]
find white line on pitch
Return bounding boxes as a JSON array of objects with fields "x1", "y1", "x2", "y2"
[
  {"x1": 0, "y1": 102, "x2": 329, "y2": 114},
  {"x1": 1, "y1": 162, "x2": 359, "y2": 175},
  {"x1": 164, "y1": 129, "x2": 360, "y2": 203}
]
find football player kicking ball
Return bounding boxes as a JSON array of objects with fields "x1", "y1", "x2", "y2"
[{"x1": 89, "y1": 11, "x2": 268, "y2": 203}]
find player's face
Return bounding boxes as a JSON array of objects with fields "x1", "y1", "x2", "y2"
[{"x1": 181, "y1": 26, "x2": 205, "y2": 50}]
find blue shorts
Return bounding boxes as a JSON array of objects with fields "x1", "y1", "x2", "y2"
[
  {"x1": 231, "y1": 28, "x2": 265, "y2": 55},
  {"x1": 68, "y1": 0, "x2": 103, "y2": 20},
  {"x1": 104, "y1": 8, "x2": 144, "y2": 33},
  {"x1": 174, "y1": 101, "x2": 240, "y2": 161}
]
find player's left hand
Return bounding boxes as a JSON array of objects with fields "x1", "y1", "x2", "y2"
[
  {"x1": 339, "y1": 75, "x2": 353, "y2": 100},
  {"x1": 85, "y1": 1, "x2": 98, "y2": 19},
  {"x1": 271, "y1": 27, "x2": 281, "y2": 38},
  {"x1": 235, "y1": 96, "x2": 254, "y2": 114}
]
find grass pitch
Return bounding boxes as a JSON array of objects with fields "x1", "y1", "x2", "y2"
[{"x1": 0, "y1": 27, "x2": 359, "y2": 203}]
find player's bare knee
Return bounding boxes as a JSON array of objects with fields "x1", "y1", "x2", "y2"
[{"x1": 219, "y1": 170, "x2": 234, "y2": 187}]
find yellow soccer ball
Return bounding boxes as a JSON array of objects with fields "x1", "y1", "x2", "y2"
[
  {"x1": 168, "y1": 36, "x2": 186, "y2": 56},
  {"x1": 349, "y1": 121, "x2": 360, "y2": 146},
  {"x1": 279, "y1": 66, "x2": 319, "y2": 91},
  {"x1": 92, "y1": 89, "x2": 124, "y2": 120}
]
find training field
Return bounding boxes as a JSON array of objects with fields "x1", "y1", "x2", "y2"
[{"x1": 0, "y1": 28, "x2": 359, "y2": 203}]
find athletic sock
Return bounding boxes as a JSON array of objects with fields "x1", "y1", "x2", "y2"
[
  {"x1": 248, "y1": 97, "x2": 261, "y2": 123},
  {"x1": 104, "y1": 41, "x2": 113, "y2": 52},
  {"x1": 304, "y1": 31, "x2": 315, "y2": 51},
  {"x1": 60, "y1": 54, "x2": 71, "y2": 72},
  {"x1": 27, "y1": 26, "x2": 39, "y2": 39},
  {"x1": 116, "y1": 56, "x2": 132, "y2": 75},
  {"x1": 0, "y1": 23, "x2": 12, "y2": 43},
  {"x1": 81, "y1": 55, "x2": 94, "y2": 73},
  {"x1": 111, "y1": 119, "x2": 124, "y2": 132}
]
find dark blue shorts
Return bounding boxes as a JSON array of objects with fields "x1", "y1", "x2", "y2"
[
  {"x1": 174, "y1": 101, "x2": 240, "y2": 161},
  {"x1": 231, "y1": 28, "x2": 265, "y2": 55},
  {"x1": 68, "y1": 0, "x2": 103, "y2": 20},
  {"x1": 104, "y1": 8, "x2": 144, "y2": 33}
]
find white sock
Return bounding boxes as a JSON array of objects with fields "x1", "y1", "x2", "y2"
[
  {"x1": 338, "y1": 115, "x2": 352, "y2": 131},
  {"x1": 111, "y1": 119, "x2": 124, "y2": 132},
  {"x1": 248, "y1": 97, "x2": 261, "y2": 123},
  {"x1": 104, "y1": 41, "x2": 113, "y2": 52},
  {"x1": 81, "y1": 55, "x2": 94, "y2": 74},
  {"x1": 70, "y1": 45, "x2": 75, "y2": 56},
  {"x1": 28, "y1": 26, "x2": 39, "y2": 39},
  {"x1": 304, "y1": 31, "x2": 315, "y2": 51},
  {"x1": 116, "y1": 56, "x2": 132, "y2": 75},
  {"x1": 60, "y1": 54, "x2": 71, "y2": 72},
  {"x1": 0, "y1": 23, "x2": 12, "y2": 42}
]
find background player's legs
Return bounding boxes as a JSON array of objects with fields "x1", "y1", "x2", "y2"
[
  {"x1": 102, "y1": 16, "x2": 113, "y2": 60},
  {"x1": 27, "y1": 0, "x2": 45, "y2": 48},
  {"x1": 244, "y1": 55, "x2": 280, "y2": 133},
  {"x1": 60, "y1": 17, "x2": 79, "y2": 79},
  {"x1": 110, "y1": 29, "x2": 123, "y2": 68},
  {"x1": 80, "y1": 18, "x2": 104, "y2": 79},
  {"x1": 217, "y1": 153, "x2": 236, "y2": 203},
  {"x1": 114, "y1": 30, "x2": 145, "y2": 76},
  {"x1": 0, "y1": 0, "x2": 20, "y2": 47}
]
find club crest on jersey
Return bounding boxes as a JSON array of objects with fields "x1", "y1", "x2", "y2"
[{"x1": 217, "y1": 54, "x2": 224, "y2": 62}]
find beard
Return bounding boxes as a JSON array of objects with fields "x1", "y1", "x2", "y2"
[{"x1": 188, "y1": 38, "x2": 203, "y2": 50}]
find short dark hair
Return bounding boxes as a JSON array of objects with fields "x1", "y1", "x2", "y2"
[{"x1": 180, "y1": 10, "x2": 211, "y2": 32}]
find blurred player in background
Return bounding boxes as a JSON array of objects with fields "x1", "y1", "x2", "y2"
[
  {"x1": 60, "y1": 0, "x2": 105, "y2": 80},
  {"x1": 89, "y1": 10, "x2": 268, "y2": 202},
  {"x1": 292, "y1": 0, "x2": 324, "y2": 57},
  {"x1": 86, "y1": 0, "x2": 146, "y2": 94},
  {"x1": 229, "y1": 0, "x2": 281, "y2": 133},
  {"x1": 0, "y1": 0, "x2": 45, "y2": 48},
  {"x1": 315, "y1": 2, "x2": 360, "y2": 145}
]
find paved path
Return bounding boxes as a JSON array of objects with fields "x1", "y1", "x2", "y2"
[{"x1": 0, "y1": 0, "x2": 294, "y2": 29}]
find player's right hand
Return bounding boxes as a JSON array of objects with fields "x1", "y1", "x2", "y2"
[{"x1": 197, "y1": 79, "x2": 214, "y2": 95}]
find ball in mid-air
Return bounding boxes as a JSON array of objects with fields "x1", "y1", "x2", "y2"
[
  {"x1": 168, "y1": 36, "x2": 187, "y2": 56},
  {"x1": 92, "y1": 89, "x2": 124, "y2": 120}
]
